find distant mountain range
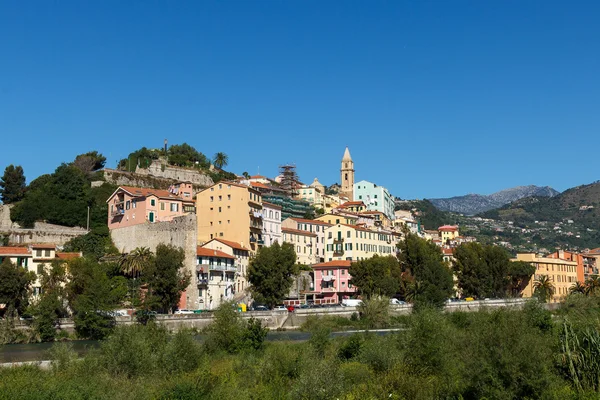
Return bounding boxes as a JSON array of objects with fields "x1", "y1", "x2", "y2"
[{"x1": 429, "y1": 185, "x2": 560, "y2": 215}]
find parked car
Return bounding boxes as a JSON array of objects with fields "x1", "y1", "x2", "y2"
[
  {"x1": 174, "y1": 309, "x2": 195, "y2": 315},
  {"x1": 390, "y1": 298, "x2": 406, "y2": 305},
  {"x1": 298, "y1": 303, "x2": 310, "y2": 309},
  {"x1": 273, "y1": 305, "x2": 287, "y2": 311},
  {"x1": 341, "y1": 299, "x2": 363, "y2": 307},
  {"x1": 286, "y1": 305, "x2": 295, "y2": 312},
  {"x1": 252, "y1": 305, "x2": 268, "y2": 311}
]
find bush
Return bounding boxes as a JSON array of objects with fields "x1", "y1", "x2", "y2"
[
  {"x1": 242, "y1": 318, "x2": 268, "y2": 351},
  {"x1": 308, "y1": 324, "x2": 331, "y2": 358},
  {"x1": 337, "y1": 334, "x2": 364, "y2": 360},
  {"x1": 357, "y1": 297, "x2": 390, "y2": 329}
]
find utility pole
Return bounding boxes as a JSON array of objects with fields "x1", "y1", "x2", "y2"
[{"x1": 86, "y1": 206, "x2": 90, "y2": 231}]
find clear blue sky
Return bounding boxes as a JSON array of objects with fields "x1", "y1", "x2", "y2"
[{"x1": 1, "y1": 1, "x2": 599, "y2": 199}]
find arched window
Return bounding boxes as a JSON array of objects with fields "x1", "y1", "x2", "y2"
[
  {"x1": 345, "y1": 163, "x2": 348, "y2": 168},
  {"x1": 345, "y1": 173, "x2": 348, "y2": 180}
]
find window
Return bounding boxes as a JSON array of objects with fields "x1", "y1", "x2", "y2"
[
  {"x1": 220, "y1": 232, "x2": 224, "y2": 237},
  {"x1": 227, "y1": 195, "x2": 231, "y2": 200},
  {"x1": 125, "y1": 201, "x2": 130, "y2": 210},
  {"x1": 328, "y1": 232, "x2": 332, "y2": 239},
  {"x1": 374, "y1": 194, "x2": 378, "y2": 199},
  {"x1": 219, "y1": 184, "x2": 222, "y2": 189},
  {"x1": 341, "y1": 269, "x2": 345, "y2": 275},
  {"x1": 218, "y1": 195, "x2": 222, "y2": 201},
  {"x1": 36, "y1": 250, "x2": 42, "y2": 257},
  {"x1": 150, "y1": 199, "x2": 156, "y2": 206},
  {"x1": 132, "y1": 201, "x2": 137, "y2": 209},
  {"x1": 347, "y1": 230, "x2": 351, "y2": 238},
  {"x1": 218, "y1": 221, "x2": 222, "y2": 225},
  {"x1": 37, "y1": 265, "x2": 44, "y2": 274},
  {"x1": 45, "y1": 250, "x2": 51, "y2": 257},
  {"x1": 218, "y1": 207, "x2": 222, "y2": 212},
  {"x1": 170, "y1": 203, "x2": 179, "y2": 212},
  {"x1": 160, "y1": 202, "x2": 165, "y2": 211}
]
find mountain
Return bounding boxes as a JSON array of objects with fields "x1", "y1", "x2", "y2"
[{"x1": 429, "y1": 185, "x2": 560, "y2": 215}]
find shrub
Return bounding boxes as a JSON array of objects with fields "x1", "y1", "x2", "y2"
[
  {"x1": 308, "y1": 324, "x2": 331, "y2": 357},
  {"x1": 337, "y1": 334, "x2": 364, "y2": 360},
  {"x1": 242, "y1": 318, "x2": 268, "y2": 351},
  {"x1": 357, "y1": 297, "x2": 390, "y2": 329}
]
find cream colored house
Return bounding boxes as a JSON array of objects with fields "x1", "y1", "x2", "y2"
[
  {"x1": 514, "y1": 253, "x2": 578, "y2": 302},
  {"x1": 324, "y1": 224, "x2": 397, "y2": 262},
  {"x1": 282, "y1": 228, "x2": 317, "y2": 266},
  {"x1": 200, "y1": 238, "x2": 251, "y2": 303},
  {"x1": 196, "y1": 182, "x2": 264, "y2": 253},
  {"x1": 282, "y1": 218, "x2": 332, "y2": 263}
]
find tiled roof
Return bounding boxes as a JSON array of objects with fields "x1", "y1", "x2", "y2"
[
  {"x1": 118, "y1": 186, "x2": 182, "y2": 200},
  {"x1": 313, "y1": 260, "x2": 352, "y2": 268},
  {"x1": 289, "y1": 218, "x2": 333, "y2": 226},
  {"x1": 442, "y1": 248, "x2": 454, "y2": 255},
  {"x1": 339, "y1": 201, "x2": 365, "y2": 208},
  {"x1": 438, "y1": 225, "x2": 459, "y2": 232},
  {"x1": 211, "y1": 238, "x2": 250, "y2": 252},
  {"x1": 196, "y1": 247, "x2": 235, "y2": 259},
  {"x1": 250, "y1": 175, "x2": 266, "y2": 179},
  {"x1": 56, "y1": 252, "x2": 81, "y2": 260},
  {"x1": 250, "y1": 182, "x2": 271, "y2": 189},
  {"x1": 0, "y1": 247, "x2": 30, "y2": 255},
  {"x1": 282, "y1": 228, "x2": 317, "y2": 237},
  {"x1": 30, "y1": 243, "x2": 56, "y2": 250}
]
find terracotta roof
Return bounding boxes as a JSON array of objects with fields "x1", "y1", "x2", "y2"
[
  {"x1": 339, "y1": 201, "x2": 365, "y2": 208},
  {"x1": 196, "y1": 247, "x2": 235, "y2": 259},
  {"x1": 262, "y1": 201, "x2": 282, "y2": 210},
  {"x1": 210, "y1": 238, "x2": 250, "y2": 252},
  {"x1": 250, "y1": 182, "x2": 271, "y2": 190},
  {"x1": 438, "y1": 225, "x2": 459, "y2": 232},
  {"x1": 250, "y1": 175, "x2": 266, "y2": 179},
  {"x1": 56, "y1": 252, "x2": 81, "y2": 260},
  {"x1": 289, "y1": 217, "x2": 333, "y2": 226},
  {"x1": 282, "y1": 228, "x2": 317, "y2": 237},
  {"x1": 442, "y1": 248, "x2": 454, "y2": 255},
  {"x1": 339, "y1": 223, "x2": 371, "y2": 232},
  {"x1": 361, "y1": 211, "x2": 384, "y2": 215},
  {"x1": 313, "y1": 260, "x2": 352, "y2": 268},
  {"x1": 118, "y1": 186, "x2": 182, "y2": 200},
  {"x1": 30, "y1": 243, "x2": 56, "y2": 250},
  {"x1": 0, "y1": 247, "x2": 30, "y2": 255}
]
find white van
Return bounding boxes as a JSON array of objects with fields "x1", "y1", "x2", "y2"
[{"x1": 341, "y1": 299, "x2": 363, "y2": 307}]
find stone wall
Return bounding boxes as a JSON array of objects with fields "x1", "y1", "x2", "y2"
[
  {"x1": 102, "y1": 168, "x2": 212, "y2": 193},
  {"x1": 0, "y1": 205, "x2": 17, "y2": 230},
  {"x1": 110, "y1": 215, "x2": 199, "y2": 308},
  {"x1": 135, "y1": 159, "x2": 214, "y2": 187}
]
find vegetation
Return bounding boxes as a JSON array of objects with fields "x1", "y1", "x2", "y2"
[
  {"x1": 349, "y1": 255, "x2": 401, "y2": 299},
  {"x1": 453, "y1": 242, "x2": 535, "y2": 298},
  {"x1": 397, "y1": 231, "x2": 454, "y2": 308},
  {"x1": 143, "y1": 244, "x2": 190, "y2": 314},
  {"x1": 212, "y1": 152, "x2": 229, "y2": 169},
  {"x1": 0, "y1": 164, "x2": 26, "y2": 204},
  {"x1": 534, "y1": 275, "x2": 556, "y2": 303},
  {"x1": 2, "y1": 299, "x2": 600, "y2": 399},
  {"x1": 248, "y1": 242, "x2": 297, "y2": 308},
  {"x1": 395, "y1": 199, "x2": 459, "y2": 230},
  {"x1": 0, "y1": 258, "x2": 36, "y2": 317}
]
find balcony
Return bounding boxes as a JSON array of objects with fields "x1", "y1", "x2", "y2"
[
  {"x1": 208, "y1": 264, "x2": 237, "y2": 272},
  {"x1": 333, "y1": 249, "x2": 345, "y2": 257},
  {"x1": 333, "y1": 238, "x2": 344, "y2": 245},
  {"x1": 111, "y1": 207, "x2": 125, "y2": 218},
  {"x1": 197, "y1": 278, "x2": 208, "y2": 286},
  {"x1": 257, "y1": 239, "x2": 264, "y2": 245}
]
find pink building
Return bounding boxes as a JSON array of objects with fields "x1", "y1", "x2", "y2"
[
  {"x1": 312, "y1": 260, "x2": 357, "y2": 304},
  {"x1": 106, "y1": 184, "x2": 195, "y2": 229}
]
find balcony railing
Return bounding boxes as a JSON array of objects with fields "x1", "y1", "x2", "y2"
[
  {"x1": 111, "y1": 208, "x2": 125, "y2": 217},
  {"x1": 333, "y1": 238, "x2": 344, "y2": 244},
  {"x1": 333, "y1": 249, "x2": 345, "y2": 256},
  {"x1": 197, "y1": 279, "x2": 208, "y2": 286}
]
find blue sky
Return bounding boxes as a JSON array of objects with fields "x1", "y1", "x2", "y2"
[{"x1": 1, "y1": 1, "x2": 599, "y2": 199}]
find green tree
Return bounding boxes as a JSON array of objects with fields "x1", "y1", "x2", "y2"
[
  {"x1": 63, "y1": 228, "x2": 119, "y2": 261},
  {"x1": 72, "y1": 151, "x2": 107, "y2": 174},
  {"x1": 453, "y1": 242, "x2": 512, "y2": 299},
  {"x1": 242, "y1": 171, "x2": 250, "y2": 179},
  {"x1": 212, "y1": 152, "x2": 229, "y2": 169},
  {"x1": 121, "y1": 247, "x2": 153, "y2": 278},
  {"x1": 533, "y1": 275, "x2": 555, "y2": 303},
  {"x1": 349, "y1": 255, "x2": 401, "y2": 299},
  {"x1": 0, "y1": 165, "x2": 26, "y2": 204},
  {"x1": 168, "y1": 143, "x2": 209, "y2": 168},
  {"x1": 569, "y1": 281, "x2": 587, "y2": 295},
  {"x1": 247, "y1": 242, "x2": 297, "y2": 308},
  {"x1": 507, "y1": 260, "x2": 535, "y2": 297},
  {"x1": 32, "y1": 261, "x2": 68, "y2": 341},
  {"x1": 585, "y1": 275, "x2": 600, "y2": 296},
  {"x1": 398, "y1": 231, "x2": 454, "y2": 309},
  {"x1": 144, "y1": 244, "x2": 190, "y2": 313},
  {"x1": 0, "y1": 258, "x2": 35, "y2": 317}
]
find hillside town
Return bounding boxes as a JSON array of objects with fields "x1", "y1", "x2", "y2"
[{"x1": 3, "y1": 145, "x2": 597, "y2": 315}]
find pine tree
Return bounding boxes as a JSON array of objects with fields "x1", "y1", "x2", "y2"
[{"x1": 0, "y1": 165, "x2": 26, "y2": 204}]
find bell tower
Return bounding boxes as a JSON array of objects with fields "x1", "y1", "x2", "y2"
[{"x1": 340, "y1": 147, "x2": 355, "y2": 201}]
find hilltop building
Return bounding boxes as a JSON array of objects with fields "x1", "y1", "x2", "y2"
[
  {"x1": 353, "y1": 180, "x2": 395, "y2": 220},
  {"x1": 340, "y1": 147, "x2": 355, "y2": 201}
]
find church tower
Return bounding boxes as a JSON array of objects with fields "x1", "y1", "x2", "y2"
[{"x1": 340, "y1": 147, "x2": 355, "y2": 201}]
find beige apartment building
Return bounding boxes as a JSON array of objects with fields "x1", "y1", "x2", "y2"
[
  {"x1": 324, "y1": 224, "x2": 397, "y2": 262},
  {"x1": 515, "y1": 253, "x2": 578, "y2": 302},
  {"x1": 282, "y1": 218, "x2": 332, "y2": 263},
  {"x1": 282, "y1": 227, "x2": 317, "y2": 266},
  {"x1": 196, "y1": 182, "x2": 264, "y2": 252}
]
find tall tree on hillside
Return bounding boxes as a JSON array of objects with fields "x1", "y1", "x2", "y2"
[
  {"x1": 349, "y1": 255, "x2": 402, "y2": 299},
  {"x1": 0, "y1": 258, "x2": 36, "y2": 317},
  {"x1": 507, "y1": 261, "x2": 536, "y2": 297},
  {"x1": 143, "y1": 244, "x2": 190, "y2": 313},
  {"x1": 121, "y1": 247, "x2": 153, "y2": 278},
  {"x1": 0, "y1": 165, "x2": 26, "y2": 204},
  {"x1": 32, "y1": 260, "x2": 68, "y2": 341},
  {"x1": 213, "y1": 152, "x2": 229, "y2": 170},
  {"x1": 533, "y1": 275, "x2": 555, "y2": 303},
  {"x1": 168, "y1": 143, "x2": 209, "y2": 168},
  {"x1": 585, "y1": 275, "x2": 600, "y2": 296},
  {"x1": 569, "y1": 281, "x2": 586, "y2": 295},
  {"x1": 398, "y1": 231, "x2": 454, "y2": 309},
  {"x1": 72, "y1": 151, "x2": 107, "y2": 174},
  {"x1": 248, "y1": 242, "x2": 297, "y2": 308}
]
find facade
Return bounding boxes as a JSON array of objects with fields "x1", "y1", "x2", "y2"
[
  {"x1": 316, "y1": 213, "x2": 358, "y2": 226},
  {"x1": 107, "y1": 185, "x2": 194, "y2": 229},
  {"x1": 361, "y1": 211, "x2": 392, "y2": 229},
  {"x1": 515, "y1": 253, "x2": 578, "y2": 302},
  {"x1": 582, "y1": 248, "x2": 600, "y2": 280},
  {"x1": 324, "y1": 224, "x2": 397, "y2": 262},
  {"x1": 312, "y1": 260, "x2": 357, "y2": 304},
  {"x1": 0, "y1": 245, "x2": 81, "y2": 298},
  {"x1": 196, "y1": 182, "x2": 264, "y2": 252},
  {"x1": 262, "y1": 202, "x2": 282, "y2": 246},
  {"x1": 340, "y1": 147, "x2": 355, "y2": 201},
  {"x1": 353, "y1": 180, "x2": 395, "y2": 220},
  {"x1": 323, "y1": 193, "x2": 345, "y2": 214},
  {"x1": 438, "y1": 225, "x2": 460, "y2": 244},
  {"x1": 196, "y1": 246, "x2": 237, "y2": 310},
  {"x1": 336, "y1": 201, "x2": 367, "y2": 214},
  {"x1": 547, "y1": 250, "x2": 586, "y2": 283},
  {"x1": 201, "y1": 238, "x2": 251, "y2": 301},
  {"x1": 282, "y1": 228, "x2": 318, "y2": 266},
  {"x1": 282, "y1": 218, "x2": 332, "y2": 263},
  {"x1": 393, "y1": 210, "x2": 419, "y2": 233},
  {"x1": 296, "y1": 185, "x2": 324, "y2": 209}
]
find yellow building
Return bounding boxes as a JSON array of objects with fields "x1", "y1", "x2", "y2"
[
  {"x1": 323, "y1": 194, "x2": 345, "y2": 214},
  {"x1": 324, "y1": 224, "x2": 397, "y2": 262},
  {"x1": 336, "y1": 201, "x2": 366, "y2": 214},
  {"x1": 316, "y1": 213, "x2": 358, "y2": 226},
  {"x1": 282, "y1": 227, "x2": 317, "y2": 266},
  {"x1": 438, "y1": 225, "x2": 459, "y2": 244},
  {"x1": 361, "y1": 211, "x2": 392, "y2": 229},
  {"x1": 196, "y1": 182, "x2": 264, "y2": 252},
  {"x1": 515, "y1": 253, "x2": 578, "y2": 302}
]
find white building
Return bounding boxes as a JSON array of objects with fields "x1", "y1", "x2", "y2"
[{"x1": 262, "y1": 202, "x2": 282, "y2": 246}]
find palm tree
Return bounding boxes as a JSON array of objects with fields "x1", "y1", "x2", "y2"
[
  {"x1": 569, "y1": 281, "x2": 586, "y2": 295},
  {"x1": 405, "y1": 280, "x2": 422, "y2": 303},
  {"x1": 533, "y1": 275, "x2": 555, "y2": 303},
  {"x1": 213, "y1": 152, "x2": 229, "y2": 170},
  {"x1": 585, "y1": 275, "x2": 600, "y2": 296},
  {"x1": 121, "y1": 247, "x2": 153, "y2": 279},
  {"x1": 242, "y1": 171, "x2": 250, "y2": 179}
]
